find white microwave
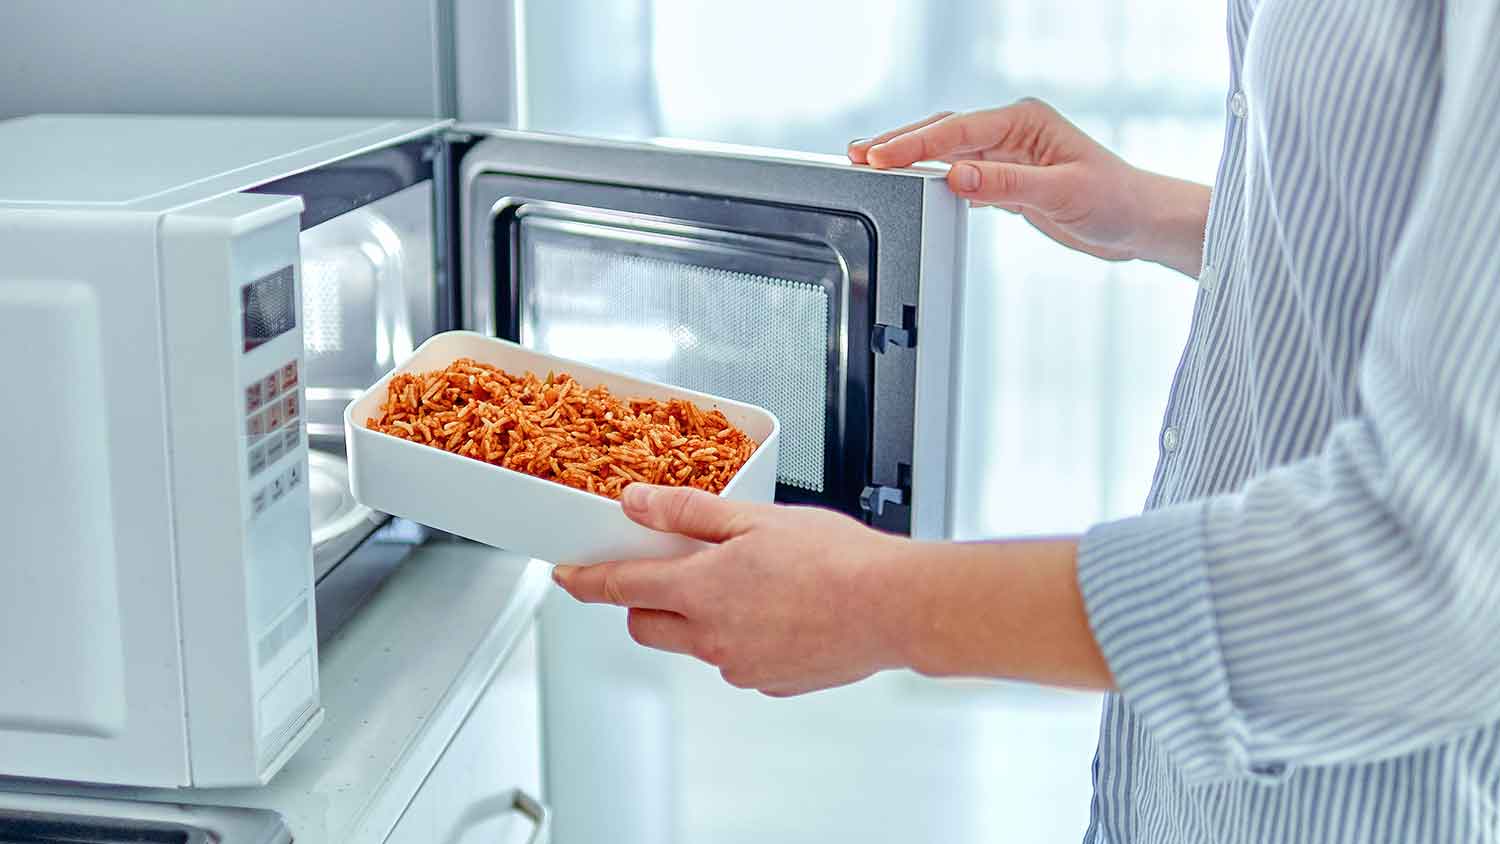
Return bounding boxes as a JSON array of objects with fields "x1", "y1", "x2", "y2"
[{"x1": 0, "y1": 114, "x2": 967, "y2": 789}]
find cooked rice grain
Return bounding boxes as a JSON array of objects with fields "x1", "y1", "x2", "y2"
[{"x1": 366, "y1": 358, "x2": 758, "y2": 500}]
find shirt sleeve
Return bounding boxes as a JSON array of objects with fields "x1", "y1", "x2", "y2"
[{"x1": 1077, "y1": 1, "x2": 1500, "y2": 785}]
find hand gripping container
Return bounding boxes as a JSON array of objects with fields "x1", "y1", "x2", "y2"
[{"x1": 345, "y1": 331, "x2": 780, "y2": 564}]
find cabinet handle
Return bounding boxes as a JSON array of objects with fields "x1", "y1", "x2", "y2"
[{"x1": 510, "y1": 789, "x2": 551, "y2": 844}]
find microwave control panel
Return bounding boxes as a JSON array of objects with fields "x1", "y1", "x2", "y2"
[
  {"x1": 229, "y1": 216, "x2": 318, "y2": 778},
  {"x1": 233, "y1": 258, "x2": 314, "y2": 674},
  {"x1": 160, "y1": 191, "x2": 319, "y2": 785},
  {"x1": 244, "y1": 356, "x2": 303, "y2": 517}
]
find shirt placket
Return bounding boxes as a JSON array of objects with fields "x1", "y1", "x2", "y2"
[{"x1": 1147, "y1": 10, "x2": 1251, "y2": 507}]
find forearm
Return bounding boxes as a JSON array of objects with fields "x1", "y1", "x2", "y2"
[
  {"x1": 1126, "y1": 169, "x2": 1212, "y2": 278},
  {"x1": 876, "y1": 537, "x2": 1115, "y2": 691}
]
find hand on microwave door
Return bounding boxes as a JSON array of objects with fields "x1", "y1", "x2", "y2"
[
  {"x1": 848, "y1": 98, "x2": 1211, "y2": 279},
  {"x1": 551, "y1": 485, "x2": 1115, "y2": 697}
]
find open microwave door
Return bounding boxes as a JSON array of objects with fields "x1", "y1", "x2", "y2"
[{"x1": 452, "y1": 129, "x2": 967, "y2": 537}]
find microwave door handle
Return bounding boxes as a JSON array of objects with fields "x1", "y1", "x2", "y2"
[
  {"x1": 439, "y1": 788, "x2": 551, "y2": 844},
  {"x1": 510, "y1": 789, "x2": 551, "y2": 844}
]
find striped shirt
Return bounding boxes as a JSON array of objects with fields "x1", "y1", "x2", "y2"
[{"x1": 1076, "y1": 0, "x2": 1500, "y2": 841}]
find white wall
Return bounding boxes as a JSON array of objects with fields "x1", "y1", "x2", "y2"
[{"x1": 0, "y1": 0, "x2": 517, "y2": 123}]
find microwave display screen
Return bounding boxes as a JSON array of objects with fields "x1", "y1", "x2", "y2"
[{"x1": 242, "y1": 265, "x2": 297, "y2": 353}]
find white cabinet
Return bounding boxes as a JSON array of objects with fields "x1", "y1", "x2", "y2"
[{"x1": 386, "y1": 627, "x2": 548, "y2": 844}]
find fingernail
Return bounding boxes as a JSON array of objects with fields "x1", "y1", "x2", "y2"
[
  {"x1": 954, "y1": 163, "x2": 980, "y2": 192},
  {"x1": 848, "y1": 137, "x2": 871, "y2": 148},
  {"x1": 552, "y1": 564, "x2": 578, "y2": 585},
  {"x1": 622, "y1": 484, "x2": 654, "y2": 514}
]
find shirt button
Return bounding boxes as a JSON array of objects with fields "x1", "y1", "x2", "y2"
[
  {"x1": 1229, "y1": 90, "x2": 1249, "y2": 119},
  {"x1": 1200, "y1": 264, "x2": 1219, "y2": 292},
  {"x1": 1163, "y1": 426, "x2": 1182, "y2": 452}
]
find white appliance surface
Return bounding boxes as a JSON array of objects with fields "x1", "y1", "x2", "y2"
[
  {"x1": 0, "y1": 113, "x2": 448, "y2": 787},
  {"x1": 6, "y1": 542, "x2": 551, "y2": 844},
  {"x1": 0, "y1": 115, "x2": 446, "y2": 210}
]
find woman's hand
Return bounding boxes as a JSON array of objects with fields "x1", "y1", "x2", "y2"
[
  {"x1": 552, "y1": 484, "x2": 1115, "y2": 696},
  {"x1": 848, "y1": 99, "x2": 1210, "y2": 278},
  {"x1": 552, "y1": 485, "x2": 911, "y2": 696}
]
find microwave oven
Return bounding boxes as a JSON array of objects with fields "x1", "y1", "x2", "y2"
[{"x1": 0, "y1": 114, "x2": 967, "y2": 789}]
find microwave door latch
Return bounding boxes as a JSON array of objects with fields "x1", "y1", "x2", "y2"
[
  {"x1": 870, "y1": 322, "x2": 916, "y2": 354},
  {"x1": 859, "y1": 484, "x2": 905, "y2": 517},
  {"x1": 871, "y1": 305, "x2": 919, "y2": 354}
]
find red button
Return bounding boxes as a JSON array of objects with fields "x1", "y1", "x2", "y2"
[
  {"x1": 282, "y1": 391, "x2": 299, "y2": 422},
  {"x1": 245, "y1": 382, "x2": 263, "y2": 414},
  {"x1": 267, "y1": 400, "x2": 284, "y2": 430},
  {"x1": 280, "y1": 361, "x2": 299, "y2": 392},
  {"x1": 261, "y1": 373, "x2": 280, "y2": 402},
  {"x1": 247, "y1": 411, "x2": 265, "y2": 440}
]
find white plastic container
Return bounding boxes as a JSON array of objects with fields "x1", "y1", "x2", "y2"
[{"x1": 345, "y1": 331, "x2": 780, "y2": 564}]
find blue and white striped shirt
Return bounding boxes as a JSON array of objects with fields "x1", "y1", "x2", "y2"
[{"x1": 1077, "y1": 0, "x2": 1500, "y2": 840}]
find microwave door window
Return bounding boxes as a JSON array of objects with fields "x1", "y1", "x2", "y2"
[{"x1": 517, "y1": 215, "x2": 838, "y2": 494}]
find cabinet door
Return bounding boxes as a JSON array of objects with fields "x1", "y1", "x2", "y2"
[{"x1": 386, "y1": 627, "x2": 548, "y2": 844}]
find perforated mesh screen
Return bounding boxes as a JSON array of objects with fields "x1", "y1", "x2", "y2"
[{"x1": 520, "y1": 232, "x2": 832, "y2": 492}]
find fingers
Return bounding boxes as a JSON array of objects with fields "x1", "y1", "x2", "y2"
[
  {"x1": 866, "y1": 111, "x2": 982, "y2": 169},
  {"x1": 626, "y1": 608, "x2": 697, "y2": 655},
  {"x1": 552, "y1": 557, "x2": 688, "y2": 610},
  {"x1": 946, "y1": 160, "x2": 1066, "y2": 214},
  {"x1": 864, "y1": 100, "x2": 1053, "y2": 170},
  {"x1": 620, "y1": 484, "x2": 765, "y2": 543},
  {"x1": 847, "y1": 111, "x2": 953, "y2": 164}
]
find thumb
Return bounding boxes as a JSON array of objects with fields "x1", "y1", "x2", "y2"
[
  {"x1": 948, "y1": 161, "x2": 1064, "y2": 213},
  {"x1": 620, "y1": 484, "x2": 762, "y2": 543}
]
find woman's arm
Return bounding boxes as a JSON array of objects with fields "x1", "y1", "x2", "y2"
[
  {"x1": 553, "y1": 487, "x2": 1111, "y2": 697},
  {"x1": 890, "y1": 538, "x2": 1112, "y2": 691},
  {"x1": 849, "y1": 100, "x2": 1211, "y2": 277}
]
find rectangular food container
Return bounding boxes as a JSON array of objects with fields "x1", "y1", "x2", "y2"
[{"x1": 344, "y1": 331, "x2": 781, "y2": 564}]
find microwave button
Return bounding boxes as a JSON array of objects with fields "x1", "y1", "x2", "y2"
[
  {"x1": 247, "y1": 410, "x2": 265, "y2": 442},
  {"x1": 286, "y1": 460, "x2": 303, "y2": 490},
  {"x1": 282, "y1": 426, "x2": 300, "y2": 454},
  {"x1": 261, "y1": 373, "x2": 280, "y2": 402},
  {"x1": 270, "y1": 474, "x2": 286, "y2": 502},
  {"x1": 267, "y1": 399, "x2": 284, "y2": 431},
  {"x1": 251, "y1": 488, "x2": 269, "y2": 517},
  {"x1": 265, "y1": 430, "x2": 286, "y2": 465},
  {"x1": 282, "y1": 391, "x2": 299, "y2": 422},
  {"x1": 280, "y1": 361, "x2": 298, "y2": 392},
  {"x1": 249, "y1": 443, "x2": 267, "y2": 477},
  {"x1": 245, "y1": 382, "x2": 263, "y2": 414}
]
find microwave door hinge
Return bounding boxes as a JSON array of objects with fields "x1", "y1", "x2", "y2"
[
  {"x1": 422, "y1": 130, "x2": 465, "y2": 162},
  {"x1": 442, "y1": 128, "x2": 480, "y2": 146}
]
